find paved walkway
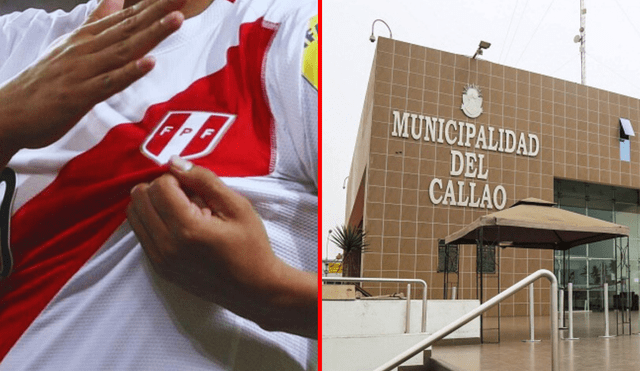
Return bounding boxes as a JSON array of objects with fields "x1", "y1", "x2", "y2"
[{"x1": 433, "y1": 311, "x2": 640, "y2": 370}]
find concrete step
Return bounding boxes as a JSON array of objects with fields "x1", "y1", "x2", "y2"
[
  {"x1": 399, "y1": 350, "x2": 466, "y2": 371},
  {"x1": 399, "y1": 357, "x2": 465, "y2": 371}
]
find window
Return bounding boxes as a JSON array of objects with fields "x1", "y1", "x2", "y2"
[
  {"x1": 620, "y1": 118, "x2": 635, "y2": 139},
  {"x1": 438, "y1": 240, "x2": 459, "y2": 273},
  {"x1": 555, "y1": 179, "x2": 640, "y2": 310},
  {"x1": 620, "y1": 118, "x2": 634, "y2": 162},
  {"x1": 476, "y1": 245, "x2": 496, "y2": 274},
  {"x1": 621, "y1": 139, "x2": 631, "y2": 162}
]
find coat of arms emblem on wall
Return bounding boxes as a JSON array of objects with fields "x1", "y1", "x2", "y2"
[{"x1": 461, "y1": 84, "x2": 483, "y2": 119}]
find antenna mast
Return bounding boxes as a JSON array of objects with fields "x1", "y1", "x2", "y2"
[{"x1": 579, "y1": 0, "x2": 586, "y2": 84}]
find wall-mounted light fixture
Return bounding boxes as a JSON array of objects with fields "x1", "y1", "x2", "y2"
[
  {"x1": 369, "y1": 19, "x2": 392, "y2": 43},
  {"x1": 472, "y1": 41, "x2": 491, "y2": 59}
]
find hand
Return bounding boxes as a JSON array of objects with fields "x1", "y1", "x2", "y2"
[
  {"x1": 127, "y1": 156, "x2": 318, "y2": 339},
  {"x1": 0, "y1": 0, "x2": 186, "y2": 167}
]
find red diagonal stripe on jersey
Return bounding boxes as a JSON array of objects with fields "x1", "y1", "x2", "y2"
[{"x1": 0, "y1": 18, "x2": 277, "y2": 360}]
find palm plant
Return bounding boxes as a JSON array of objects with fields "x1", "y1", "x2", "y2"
[
  {"x1": 590, "y1": 265, "x2": 601, "y2": 286},
  {"x1": 330, "y1": 224, "x2": 368, "y2": 277}
]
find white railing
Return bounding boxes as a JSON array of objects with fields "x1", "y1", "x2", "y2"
[
  {"x1": 322, "y1": 277, "x2": 428, "y2": 333},
  {"x1": 372, "y1": 269, "x2": 559, "y2": 371}
]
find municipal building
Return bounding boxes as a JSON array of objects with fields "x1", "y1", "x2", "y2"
[{"x1": 345, "y1": 37, "x2": 640, "y2": 322}]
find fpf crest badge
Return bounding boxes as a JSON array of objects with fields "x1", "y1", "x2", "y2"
[{"x1": 141, "y1": 111, "x2": 236, "y2": 165}]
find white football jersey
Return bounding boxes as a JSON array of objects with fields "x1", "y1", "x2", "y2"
[{"x1": 0, "y1": 0, "x2": 318, "y2": 370}]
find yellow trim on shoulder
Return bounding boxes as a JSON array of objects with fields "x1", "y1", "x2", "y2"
[{"x1": 303, "y1": 15, "x2": 318, "y2": 90}]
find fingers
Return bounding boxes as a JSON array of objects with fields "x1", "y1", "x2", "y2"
[
  {"x1": 168, "y1": 156, "x2": 249, "y2": 219},
  {"x1": 85, "y1": 0, "x2": 126, "y2": 25},
  {"x1": 128, "y1": 183, "x2": 172, "y2": 248},
  {"x1": 83, "y1": 0, "x2": 149, "y2": 35},
  {"x1": 69, "y1": 0, "x2": 186, "y2": 102},
  {"x1": 85, "y1": 0, "x2": 186, "y2": 51},
  {"x1": 128, "y1": 177, "x2": 217, "y2": 291},
  {"x1": 79, "y1": 54, "x2": 155, "y2": 103},
  {"x1": 92, "y1": 10, "x2": 183, "y2": 77},
  {"x1": 143, "y1": 174, "x2": 210, "y2": 238},
  {"x1": 126, "y1": 200, "x2": 164, "y2": 266},
  {"x1": 79, "y1": 6, "x2": 185, "y2": 101}
]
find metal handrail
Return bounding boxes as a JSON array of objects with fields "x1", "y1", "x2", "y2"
[
  {"x1": 372, "y1": 269, "x2": 559, "y2": 371},
  {"x1": 322, "y1": 277, "x2": 428, "y2": 333}
]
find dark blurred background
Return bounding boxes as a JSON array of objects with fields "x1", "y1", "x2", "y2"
[{"x1": 0, "y1": 0, "x2": 86, "y2": 13}]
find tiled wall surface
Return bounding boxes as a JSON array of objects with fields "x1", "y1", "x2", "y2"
[{"x1": 358, "y1": 38, "x2": 640, "y2": 316}]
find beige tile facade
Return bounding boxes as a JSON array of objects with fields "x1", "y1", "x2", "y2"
[{"x1": 346, "y1": 37, "x2": 640, "y2": 317}]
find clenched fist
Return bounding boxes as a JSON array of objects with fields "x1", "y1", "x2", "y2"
[{"x1": 127, "y1": 156, "x2": 318, "y2": 339}]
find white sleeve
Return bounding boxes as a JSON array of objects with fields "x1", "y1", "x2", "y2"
[
  {"x1": 266, "y1": 2, "x2": 318, "y2": 191},
  {"x1": 0, "y1": 1, "x2": 97, "y2": 85}
]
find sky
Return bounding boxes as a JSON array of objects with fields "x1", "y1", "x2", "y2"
[{"x1": 322, "y1": 0, "x2": 640, "y2": 260}]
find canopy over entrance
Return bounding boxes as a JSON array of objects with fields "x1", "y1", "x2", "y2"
[
  {"x1": 442, "y1": 198, "x2": 632, "y2": 342},
  {"x1": 444, "y1": 198, "x2": 629, "y2": 250}
]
